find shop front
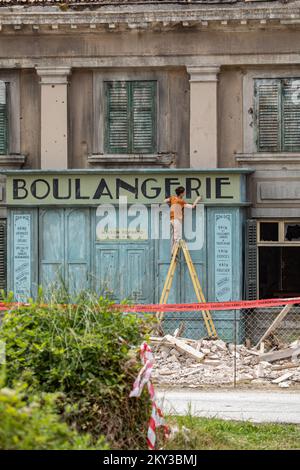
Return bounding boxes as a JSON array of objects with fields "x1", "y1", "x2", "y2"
[{"x1": 3, "y1": 169, "x2": 251, "y2": 338}]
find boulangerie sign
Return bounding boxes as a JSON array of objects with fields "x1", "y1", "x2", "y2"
[{"x1": 5, "y1": 171, "x2": 243, "y2": 205}]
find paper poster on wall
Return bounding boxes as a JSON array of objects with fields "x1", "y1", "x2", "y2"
[
  {"x1": 215, "y1": 213, "x2": 232, "y2": 302},
  {"x1": 13, "y1": 214, "x2": 31, "y2": 301}
]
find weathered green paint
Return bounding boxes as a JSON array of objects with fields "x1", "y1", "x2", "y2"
[
  {"x1": 39, "y1": 208, "x2": 91, "y2": 297},
  {"x1": 254, "y1": 78, "x2": 300, "y2": 152},
  {"x1": 5, "y1": 169, "x2": 251, "y2": 341},
  {"x1": 105, "y1": 80, "x2": 157, "y2": 154},
  {"x1": 0, "y1": 81, "x2": 8, "y2": 155},
  {"x1": 245, "y1": 219, "x2": 258, "y2": 301},
  {"x1": 7, "y1": 208, "x2": 38, "y2": 301},
  {"x1": 6, "y1": 170, "x2": 246, "y2": 206},
  {"x1": 0, "y1": 218, "x2": 6, "y2": 291}
]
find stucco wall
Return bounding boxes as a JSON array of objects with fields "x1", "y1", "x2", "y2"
[
  {"x1": 69, "y1": 70, "x2": 93, "y2": 169},
  {"x1": 2, "y1": 29, "x2": 300, "y2": 60},
  {"x1": 20, "y1": 69, "x2": 40, "y2": 169},
  {"x1": 218, "y1": 67, "x2": 243, "y2": 168},
  {"x1": 68, "y1": 67, "x2": 190, "y2": 168},
  {"x1": 2, "y1": 26, "x2": 300, "y2": 172}
]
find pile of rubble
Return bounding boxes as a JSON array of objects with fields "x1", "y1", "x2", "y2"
[{"x1": 151, "y1": 334, "x2": 300, "y2": 388}]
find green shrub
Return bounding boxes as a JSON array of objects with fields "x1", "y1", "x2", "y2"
[
  {"x1": 0, "y1": 379, "x2": 107, "y2": 450},
  {"x1": 0, "y1": 295, "x2": 152, "y2": 449}
]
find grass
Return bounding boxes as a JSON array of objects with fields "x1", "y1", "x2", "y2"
[{"x1": 165, "y1": 415, "x2": 300, "y2": 450}]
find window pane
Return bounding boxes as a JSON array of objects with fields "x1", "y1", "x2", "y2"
[
  {"x1": 259, "y1": 246, "x2": 300, "y2": 298},
  {"x1": 260, "y1": 222, "x2": 279, "y2": 242},
  {"x1": 285, "y1": 223, "x2": 300, "y2": 241}
]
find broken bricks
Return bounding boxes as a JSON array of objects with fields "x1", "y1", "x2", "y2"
[{"x1": 151, "y1": 334, "x2": 300, "y2": 389}]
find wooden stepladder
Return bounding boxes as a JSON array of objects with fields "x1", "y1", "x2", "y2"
[{"x1": 158, "y1": 239, "x2": 218, "y2": 339}]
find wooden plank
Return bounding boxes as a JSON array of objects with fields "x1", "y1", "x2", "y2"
[
  {"x1": 272, "y1": 362, "x2": 300, "y2": 371},
  {"x1": 255, "y1": 304, "x2": 293, "y2": 349},
  {"x1": 259, "y1": 347, "x2": 299, "y2": 363},
  {"x1": 164, "y1": 334, "x2": 205, "y2": 362},
  {"x1": 272, "y1": 372, "x2": 295, "y2": 384}
]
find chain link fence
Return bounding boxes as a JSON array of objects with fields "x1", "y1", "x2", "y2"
[
  {"x1": 162, "y1": 306, "x2": 300, "y2": 346},
  {"x1": 153, "y1": 305, "x2": 300, "y2": 389}
]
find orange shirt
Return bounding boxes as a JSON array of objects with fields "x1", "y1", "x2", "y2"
[{"x1": 169, "y1": 196, "x2": 186, "y2": 221}]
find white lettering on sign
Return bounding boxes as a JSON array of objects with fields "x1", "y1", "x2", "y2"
[
  {"x1": 13, "y1": 214, "x2": 31, "y2": 301},
  {"x1": 214, "y1": 213, "x2": 232, "y2": 302}
]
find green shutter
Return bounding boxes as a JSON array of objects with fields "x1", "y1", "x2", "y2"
[
  {"x1": 254, "y1": 79, "x2": 281, "y2": 152},
  {"x1": 0, "y1": 81, "x2": 8, "y2": 155},
  {"x1": 245, "y1": 220, "x2": 257, "y2": 300},
  {"x1": 282, "y1": 79, "x2": 300, "y2": 151},
  {"x1": 132, "y1": 81, "x2": 156, "y2": 153},
  {"x1": 0, "y1": 219, "x2": 7, "y2": 292},
  {"x1": 105, "y1": 80, "x2": 157, "y2": 154},
  {"x1": 106, "y1": 81, "x2": 130, "y2": 153}
]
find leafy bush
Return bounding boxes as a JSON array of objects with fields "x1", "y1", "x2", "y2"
[
  {"x1": 0, "y1": 294, "x2": 152, "y2": 449},
  {"x1": 0, "y1": 378, "x2": 107, "y2": 450}
]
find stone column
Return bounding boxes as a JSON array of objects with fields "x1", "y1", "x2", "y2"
[
  {"x1": 187, "y1": 66, "x2": 220, "y2": 168},
  {"x1": 36, "y1": 67, "x2": 71, "y2": 169}
]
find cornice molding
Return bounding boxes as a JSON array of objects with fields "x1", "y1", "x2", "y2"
[{"x1": 1, "y1": 5, "x2": 300, "y2": 31}]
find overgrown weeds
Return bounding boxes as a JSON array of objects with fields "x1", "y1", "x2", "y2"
[{"x1": 0, "y1": 290, "x2": 154, "y2": 449}]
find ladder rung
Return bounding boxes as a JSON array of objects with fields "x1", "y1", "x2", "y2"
[{"x1": 158, "y1": 239, "x2": 218, "y2": 338}]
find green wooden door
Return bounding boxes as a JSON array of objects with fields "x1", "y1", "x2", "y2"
[
  {"x1": 94, "y1": 206, "x2": 155, "y2": 303},
  {"x1": 39, "y1": 208, "x2": 91, "y2": 297}
]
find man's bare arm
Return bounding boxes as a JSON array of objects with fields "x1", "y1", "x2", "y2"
[{"x1": 184, "y1": 196, "x2": 202, "y2": 209}]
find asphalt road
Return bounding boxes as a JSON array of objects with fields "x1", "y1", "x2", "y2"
[{"x1": 157, "y1": 389, "x2": 300, "y2": 424}]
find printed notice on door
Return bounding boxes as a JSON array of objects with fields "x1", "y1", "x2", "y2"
[
  {"x1": 215, "y1": 214, "x2": 232, "y2": 302},
  {"x1": 13, "y1": 214, "x2": 31, "y2": 301}
]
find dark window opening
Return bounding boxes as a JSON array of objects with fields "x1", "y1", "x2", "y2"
[
  {"x1": 259, "y1": 246, "x2": 300, "y2": 298},
  {"x1": 260, "y1": 222, "x2": 279, "y2": 242},
  {"x1": 285, "y1": 223, "x2": 300, "y2": 241}
]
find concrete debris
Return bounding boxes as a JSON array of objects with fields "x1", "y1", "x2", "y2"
[
  {"x1": 272, "y1": 372, "x2": 295, "y2": 384},
  {"x1": 259, "y1": 345, "x2": 300, "y2": 363},
  {"x1": 163, "y1": 334, "x2": 205, "y2": 362},
  {"x1": 151, "y1": 335, "x2": 300, "y2": 388}
]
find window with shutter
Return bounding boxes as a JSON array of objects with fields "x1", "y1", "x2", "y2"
[
  {"x1": 282, "y1": 79, "x2": 300, "y2": 151},
  {"x1": 254, "y1": 78, "x2": 300, "y2": 152},
  {"x1": 105, "y1": 81, "x2": 156, "y2": 154},
  {"x1": 0, "y1": 81, "x2": 8, "y2": 155},
  {"x1": 0, "y1": 219, "x2": 7, "y2": 292},
  {"x1": 245, "y1": 219, "x2": 257, "y2": 300}
]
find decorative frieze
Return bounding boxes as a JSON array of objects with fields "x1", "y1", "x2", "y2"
[{"x1": 0, "y1": 5, "x2": 299, "y2": 33}]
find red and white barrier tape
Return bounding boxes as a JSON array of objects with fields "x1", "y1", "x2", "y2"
[
  {"x1": 129, "y1": 342, "x2": 169, "y2": 450},
  {"x1": 1, "y1": 296, "x2": 300, "y2": 313},
  {"x1": 119, "y1": 296, "x2": 300, "y2": 312}
]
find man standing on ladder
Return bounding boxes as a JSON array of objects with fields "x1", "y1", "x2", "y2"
[
  {"x1": 160, "y1": 188, "x2": 217, "y2": 338},
  {"x1": 164, "y1": 186, "x2": 201, "y2": 251}
]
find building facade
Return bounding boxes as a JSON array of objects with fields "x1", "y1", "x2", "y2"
[{"x1": 1, "y1": 0, "x2": 300, "y2": 325}]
